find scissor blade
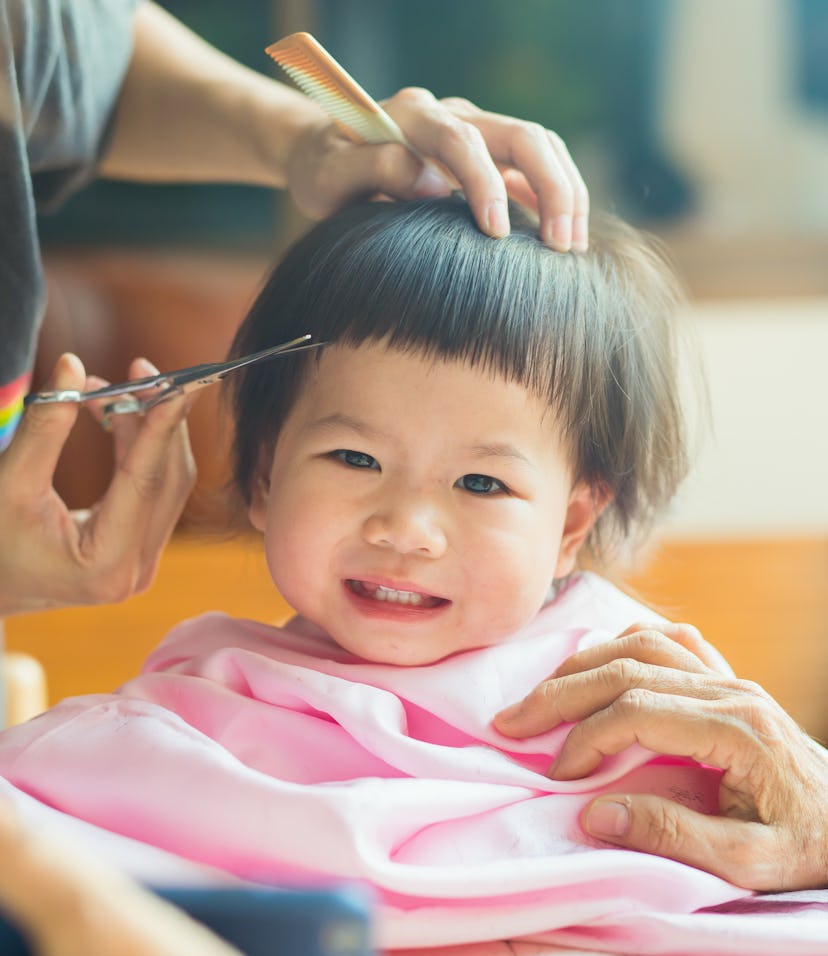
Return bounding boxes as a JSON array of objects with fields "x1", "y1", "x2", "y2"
[
  {"x1": 24, "y1": 335, "x2": 320, "y2": 408},
  {"x1": 170, "y1": 336, "x2": 319, "y2": 395}
]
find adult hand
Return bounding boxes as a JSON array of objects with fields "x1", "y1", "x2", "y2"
[
  {"x1": 494, "y1": 623, "x2": 828, "y2": 891},
  {"x1": 285, "y1": 89, "x2": 589, "y2": 252},
  {"x1": 0, "y1": 353, "x2": 195, "y2": 616},
  {"x1": 0, "y1": 797, "x2": 239, "y2": 956},
  {"x1": 103, "y1": 4, "x2": 587, "y2": 251}
]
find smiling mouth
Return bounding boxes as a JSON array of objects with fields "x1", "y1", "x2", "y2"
[{"x1": 346, "y1": 579, "x2": 448, "y2": 609}]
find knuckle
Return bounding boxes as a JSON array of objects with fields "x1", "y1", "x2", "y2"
[
  {"x1": 389, "y1": 86, "x2": 436, "y2": 110},
  {"x1": 614, "y1": 687, "x2": 654, "y2": 719},
  {"x1": 620, "y1": 620, "x2": 653, "y2": 640},
  {"x1": 732, "y1": 677, "x2": 772, "y2": 702},
  {"x1": 537, "y1": 679, "x2": 556, "y2": 703},
  {"x1": 671, "y1": 621, "x2": 708, "y2": 655},
  {"x1": 440, "y1": 95, "x2": 478, "y2": 117},
  {"x1": 740, "y1": 696, "x2": 783, "y2": 740},
  {"x1": 433, "y1": 114, "x2": 486, "y2": 155},
  {"x1": 647, "y1": 803, "x2": 687, "y2": 857},
  {"x1": 518, "y1": 120, "x2": 550, "y2": 146},
  {"x1": 605, "y1": 656, "x2": 645, "y2": 688},
  {"x1": 547, "y1": 128, "x2": 567, "y2": 151},
  {"x1": 628, "y1": 628, "x2": 669, "y2": 658}
]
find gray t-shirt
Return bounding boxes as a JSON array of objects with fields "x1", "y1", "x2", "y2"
[{"x1": 0, "y1": 0, "x2": 138, "y2": 389}]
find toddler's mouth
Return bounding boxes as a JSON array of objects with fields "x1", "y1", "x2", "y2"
[{"x1": 346, "y1": 579, "x2": 447, "y2": 609}]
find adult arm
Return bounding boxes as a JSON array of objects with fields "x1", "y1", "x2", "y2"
[
  {"x1": 100, "y1": 2, "x2": 587, "y2": 251},
  {"x1": 0, "y1": 797, "x2": 239, "y2": 956},
  {"x1": 494, "y1": 622, "x2": 828, "y2": 891},
  {"x1": 0, "y1": 353, "x2": 194, "y2": 616}
]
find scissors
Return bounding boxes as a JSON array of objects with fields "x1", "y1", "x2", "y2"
[{"x1": 24, "y1": 334, "x2": 323, "y2": 418}]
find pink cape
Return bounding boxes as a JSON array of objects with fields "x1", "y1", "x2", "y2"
[{"x1": 2, "y1": 572, "x2": 827, "y2": 953}]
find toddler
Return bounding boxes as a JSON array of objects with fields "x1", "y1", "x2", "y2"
[{"x1": 0, "y1": 197, "x2": 751, "y2": 954}]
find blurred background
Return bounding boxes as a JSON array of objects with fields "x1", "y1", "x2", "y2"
[{"x1": 6, "y1": 0, "x2": 828, "y2": 736}]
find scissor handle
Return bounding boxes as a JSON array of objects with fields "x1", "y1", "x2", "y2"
[{"x1": 24, "y1": 372, "x2": 172, "y2": 407}]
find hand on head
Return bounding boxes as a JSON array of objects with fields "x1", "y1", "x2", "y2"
[
  {"x1": 495, "y1": 621, "x2": 828, "y2": 891},
  {"x1": 0, "y1": 353, "x2": 195, "y2": 616},
  {"x1": 284, "y1": 89, "x2": 588, "y2": 253}
]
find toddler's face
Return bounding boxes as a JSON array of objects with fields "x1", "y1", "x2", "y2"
[{"x1": 250, "y1": 342, "x2": 599, "y2": 665}]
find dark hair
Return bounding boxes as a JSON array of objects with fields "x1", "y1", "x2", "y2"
[{"x1": 229, "y1": 195, "x2": 694, "y2": 557}]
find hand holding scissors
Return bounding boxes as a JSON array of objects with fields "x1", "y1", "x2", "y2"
[{"x1": 24, "y1": 335, "x2": 321, "y2": 419}]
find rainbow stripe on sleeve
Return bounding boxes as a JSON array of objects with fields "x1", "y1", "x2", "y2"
[{"x1": 0, "y1": 372, "x2": 32, "y2": 451}]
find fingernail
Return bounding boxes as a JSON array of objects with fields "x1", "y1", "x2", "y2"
[
  {"x1": 486, "y1": 200, "x2": 510, "y2": 238},
  {"x1": 585, "y1": 799, "x2": 630, "y2": 838},
  {"x1": 572, "y1": 214, "x2": 589, "y2": 252},
  {"x1": 412, "y1": 164, "x2": 453, "y2": 197}
]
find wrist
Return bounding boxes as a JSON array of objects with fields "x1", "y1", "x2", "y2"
[{"x1": 245, "y1": 80, "x2": 330, "y2": 190}]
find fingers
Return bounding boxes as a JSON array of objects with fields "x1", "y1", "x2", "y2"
[
  {"x1": 548, "y1": 685, "x2": 774, "y2": 781},
  {"x1": 498, "y1": 662, "x2": 730, "y2": 742},
  {"x1": 2, "y1": 353, "x2": 85, "y2": 493},
  {"x1": 554, "y1": 623, "x2": 718, "y2": 679},
  {"x1": 494, "y1": 624, "x2": 717, "y2": 738},
  {"x1": 580, "y1": 793, "x2": 782, "y2": 890},
  {"x1": 441, "y1": 97, "x2": 590, "y2": 251},
  {"x1": 612, "y1": 621, "x2": 727, "y2": 673},
  {"x1": 287, "y1": 88, "x2": 589, "y2": 251},
  {"x1": 383, "y1": 88, "x2": 509, "y2": 237},
  {"x1": 81, "y1": 359, "x2": 196, "y2": 600},
  {"x1": 382, "y1": 89, "x2": 588, "y2": 250}
]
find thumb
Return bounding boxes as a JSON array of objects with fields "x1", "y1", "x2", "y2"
[
  {"x1": 581, "y1": 793, "x2": 770, "y2": 887},
  {"x1": 5, "y1": 354, "x2": 86, "y2": 490}
]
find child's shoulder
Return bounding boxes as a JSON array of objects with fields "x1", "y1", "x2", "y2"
[
  {"x1": 541, "y1": 570, "x2": 666, "y2": 633},
  {"x1": 543, "y1": 571, "x2": 731, "y2": 673}
]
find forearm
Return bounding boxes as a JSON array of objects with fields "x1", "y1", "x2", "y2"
[{"x1": 99, "y1": 1, "x2": 326, "y2": 187}]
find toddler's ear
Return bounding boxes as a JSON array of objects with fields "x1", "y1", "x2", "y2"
[
  {"x1": 554, "y1": 481, "x2": 611, "y2": 577},
  {"x1": 248, "y1": 468, "x2": 271, "y2": 532}
]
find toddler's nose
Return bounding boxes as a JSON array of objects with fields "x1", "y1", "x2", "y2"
[{"x1": 362, "y1": 495, "x2": 447, "y2": 557}]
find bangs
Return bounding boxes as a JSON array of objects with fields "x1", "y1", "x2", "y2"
[{"x1": 282, "y1": 195, "x2": 585, "y2": 408}]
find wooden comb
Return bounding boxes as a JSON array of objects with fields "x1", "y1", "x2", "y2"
[{"x1": 266, "y1": 31, "x2": 420, "y2": 154}]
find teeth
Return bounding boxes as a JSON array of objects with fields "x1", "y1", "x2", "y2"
[
  {"x1": 348, "y1": 579, "x2": 446, "y2": 609},
  {"x1": 373, "y1": 585, "x2": 422, "y2": 606}
]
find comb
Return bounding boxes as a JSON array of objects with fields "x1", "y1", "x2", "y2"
[{"x1": 266, "y1": 32, "x2": 421, "y2": 156}]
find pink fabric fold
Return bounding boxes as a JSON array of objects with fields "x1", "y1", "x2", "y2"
[{"x1": 2, "y1": 572, "x2": 827, "y2": 953}]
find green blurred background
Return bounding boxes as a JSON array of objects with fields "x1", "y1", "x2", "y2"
[{"x1": 37, "y1": 0, "x2": 827, "y2": 251}]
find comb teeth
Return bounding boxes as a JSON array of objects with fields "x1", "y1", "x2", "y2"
[{"x1": 266, "y1": 32, "x2": 408, "y2": 147}]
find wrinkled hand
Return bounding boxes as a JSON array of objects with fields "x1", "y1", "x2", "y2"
[
  {"x1": 285, "y1": 89, "x2": 588, "y2": 252},
  {"x1": 0, "y1": 797, "x2": 238, "y2": 956},
  {"x1": 494, "y1": 622, "x2": 828, "y2": 891},
  {"x1": 0, "y1": 353, "x2": 195, "y2": 616}
]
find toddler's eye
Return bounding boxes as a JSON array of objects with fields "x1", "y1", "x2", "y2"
[
  {"x1": 332, "y1": 449, "x2": 379, "y2": 470},
  {"x1": 456, "y1": 473, "x2": 506, "y2": 495}
]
